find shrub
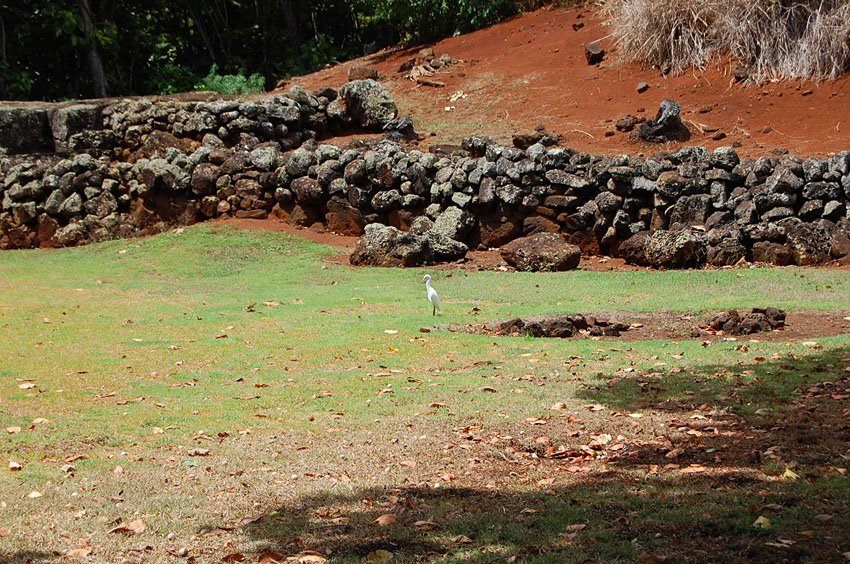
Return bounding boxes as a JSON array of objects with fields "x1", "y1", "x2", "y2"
[
  {"x1": 367, "y1": 0, "x2": 519, "y2": 44},
  {"x1": 604, "y1": 0, "x2": 850, "y2": 81},
  {"x1": 194, "y1": 65, "x2": 266, "y2": 95}
]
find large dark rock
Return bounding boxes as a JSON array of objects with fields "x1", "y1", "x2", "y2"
[
  {"x1": 339, "y1": 79, "x2": 398, "y2": 130},
  {"x1": 634, "y1": 100, "x2": 690, "y2": 143},
  {"x1": 349, "y1": 223, "x2": 466, "y2": 267},
  {"x1": 619, "y1": 229, "x2": 707, "y2": 268},
  {"x1": 478, "y1": 210, "x2": 523, "y2": 248},
  {"x1": 432, "y1": 206, "x2": 475, "y2": 242},
  {"x1": 50, "y1": 103, "x2": 106, "y2": 155},
  {"x1": 752, "y1": 241, "x2": 794, "y2": 265},
  {"x1": 782, "y1": 220, "x2": 832, "y2": 265},
  {"x1": 705, "y1": 308, "x2": 785, "y2": 335},
  {"x1": 326, "y1": 198, "x2": 365, "y2": 236},
  {"x1": 500, "y1": 232, "x2": 581, "y2": 272},
  {"x1": 0, "y1": 107, "x2": 53, "y2": 154}
]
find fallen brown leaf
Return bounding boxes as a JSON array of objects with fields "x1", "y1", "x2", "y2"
[
  {"x1": 374, "y1": 513, "x2": 396, "y2": 526},
  {"x1": 108, "y1": 519, "x2": 146, "y2": 535},
  {"x1": 258, "y1": 551, "x2": 284, "y2": 564}
]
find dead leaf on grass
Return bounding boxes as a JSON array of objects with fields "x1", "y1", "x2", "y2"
[
  {"x1": 258, "y1": 551, "x2": 284, "y2": 564},
  {"x1": 413, "y1": 520, "x2": 438, "y2": 531},
  {"x1": 680, "y1": 464, "x2": 706, "y2": 474},
  {"x1": 188, "y1": 448, "x2": 210, "y2": 457},
  {"x1": 65, "y1": 543, "x2": 93, "y2": 558},
  {"x1": 9, "y1": 461, "x2": 22, "y2": 471},
  {"x1": 222, "y1": 553, "x2": 245, "y2": 562},
  {"x1": 6, "y1": 426, "x2": 22, "y2": 434},
  {"x1": 18, "y1": 383, "x2": 36, "y2": 390},
  {"x1": 752, "y1": 515, "x2": 771, "y2": 529},
  {"x1": 783, "y1": 468, "x2": 800, "y2": 481},
  {"x1": 0, "y1": 527, "x2": 9, "y2": 537},
  {"x1": 814, "y1": 513, "x2": 834, "y2": 522},
  {"x1": 399, "y1": 460, "x2": 416, "y2": 468},
  {"x1": 480, "y1": 386, "x2": 498, "y2": 393},
  {"x1": 374, "y1": 513, "x2": 396, "y2": 526},
  {"x1": 365, "y1": 549, "x2": 393, "y2": 562},
  {"x1": 27, "y1": 491, "x2": 42, "y2": 499},
  {"x1": 294, "y1": 552, "x2": 327, "y2": 564},
  {"x1": 108, "y1": 519, "x2": 146, "y2": 535}
]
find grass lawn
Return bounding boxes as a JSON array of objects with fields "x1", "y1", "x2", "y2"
[{"x1": 1, "y1": 224, "x2": 849, "y2": 563}]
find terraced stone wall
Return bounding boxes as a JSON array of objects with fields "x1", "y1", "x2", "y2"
[{"x1": 1, "y1": 93, "x2": 849, "y2": 267}]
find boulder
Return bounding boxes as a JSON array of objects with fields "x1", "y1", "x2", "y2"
[
  {"x1": 339, "y1": 79, "x2": 398, "y2": 130},
  {"x1": 782, "y1": 220, "x2": 832, "y2": 265},
  {"x1": 432, "y1": 206, "x2": 475, "y2": 242},
  {"x1": 52, "y1": 222, "x2": 87, "y2": 247},
  {"x1": 752, "y1": 241, "x2": 794, "y2": 265},
  {"x1": 425, "y1": 231, "x2": 469, "y2": 262},
  {"x1": 584, "y1": 42, "x2": 605, "y2": 65},
  {"x1": 0, "y1": 107, "x2": 53, "y2": 154},
  {"x1": 349, "y1": 223, "x2": 466, "y2": 267},
  {"x1": 325, "y1": 198, "x2": 365, "y2": 235},
  {"x1": 634, "y1": 100, "x2": 690, "y2": 143},
  {"x1": 500, "y1": 232, "x2": 581, "y2": 272},
  {"x1": 620, "y1": 229, "x2": 707, "y2": 268}
]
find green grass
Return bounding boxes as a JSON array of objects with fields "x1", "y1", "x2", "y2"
[{"x1": 1, "y1": 224, "x2": 849, "y2": 562}]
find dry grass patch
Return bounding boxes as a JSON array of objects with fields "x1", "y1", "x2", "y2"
[{"x1": 604, "y1": 0, "x2": 850, "y2": 81}]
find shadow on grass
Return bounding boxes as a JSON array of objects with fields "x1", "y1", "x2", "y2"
[
  {"x1": 238, "y1": 345, "x2": 850, "y2": 562},
  {"x1": 0, "y1": 551, "x2": 55, "y2": 564},
  {"x1": 580, "y1": 344, "x2": 850, "y2": 466},
  {"x1": 239, "y1": 478, "x2": 845, "y2": 563}
]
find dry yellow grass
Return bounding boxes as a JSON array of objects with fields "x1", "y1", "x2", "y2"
[{"x1": 604, "y1": 0, "x2": 850, "y2": 81}]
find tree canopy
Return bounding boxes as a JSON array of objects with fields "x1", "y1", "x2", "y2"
[{"x1": 0, "y1": 0, "x2": 519, "y2": 101}]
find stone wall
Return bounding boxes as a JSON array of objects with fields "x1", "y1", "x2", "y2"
[{"x1": 1, "y1": 88, "x2": 849, "y2": 267}]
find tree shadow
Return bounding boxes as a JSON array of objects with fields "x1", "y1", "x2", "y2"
[
  {"x1": 0, "y1": 551, "x2": 56, "y2": 564},
  {"x1": 235, "y1": 346, "x2": 850, "y2": 562},
  {"x1": 578, "y1": 343, "x2": 850, "y2": 467}
]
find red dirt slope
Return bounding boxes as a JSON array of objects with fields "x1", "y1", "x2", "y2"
[{"x1": 287, "y1": 5, "x2": 850, "y2": 158}]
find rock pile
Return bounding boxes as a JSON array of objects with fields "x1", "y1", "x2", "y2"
[
  {"x1": 1, "y1": 86, "x2": 849, "y2": 270},
  {"x1": 494, "y1": 315, "x2": 631, "y2": 338},
  {"x1": 703, "y1": 307, "x2": 786, "y2": 335}
]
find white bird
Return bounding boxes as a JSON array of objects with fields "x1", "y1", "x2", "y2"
[{"x1": 423, "y1": 274, "x2": 441, "y2": 316}]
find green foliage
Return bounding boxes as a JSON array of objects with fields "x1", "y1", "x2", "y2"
[
  {"x1": 1, "y1": 0, "x2": 544, "y2": 100},
  {"x1": 149, "y1": 64, "x2": 200, "y2": 96},
  {"x1": 367, "y1": 0, "x2": 519, "y2": 43},
  {"x1": 194, "y1": 64, "x2": 266, "y2": 95}
]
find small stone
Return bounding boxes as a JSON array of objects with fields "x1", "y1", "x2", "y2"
[
  {"x1": 636, "y1": 82, "x2": 649, "y2": 93},
  {"x1": 584, "y1": 42, "x2": 604, "y2": 65},
  {"x1": 712, "y1": 131, "x2": 727, "y2": 141}
]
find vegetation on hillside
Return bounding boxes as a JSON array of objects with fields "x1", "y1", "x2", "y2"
[
  {"x1": 0, "y1": 0, "x2": 525, "y2": 101},
  {"x1": 604, "y1": 0, "x2": 850, "y2": 81}
]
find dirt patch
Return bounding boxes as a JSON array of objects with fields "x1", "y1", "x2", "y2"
[
  {"x1": 287, "y1": 5, "x2": 850, "y2": 158},
  {"x1": 452, "y1": 310, "x2": 850, "y2": 342}
]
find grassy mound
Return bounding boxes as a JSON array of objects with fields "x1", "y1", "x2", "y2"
[{"x1": 604, "y1": 0, "x2": 850, "y2": 81}]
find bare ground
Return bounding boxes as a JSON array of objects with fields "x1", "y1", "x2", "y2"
[{"x1": 286, "y1": 5, "x2": 850, "y2": 159}]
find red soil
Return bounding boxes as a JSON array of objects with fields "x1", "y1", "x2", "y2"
[{"x1": 287, "y1": 5, "x2": 850, "y2": 158}]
